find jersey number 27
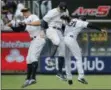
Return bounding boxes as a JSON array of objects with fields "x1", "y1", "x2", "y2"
[{"x1": 68, "y1": 21, "x2": 77, "y2": 27}]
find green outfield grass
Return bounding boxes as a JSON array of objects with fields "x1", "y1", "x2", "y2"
[{"x1": 1, "y1": 75, "x2": 111, "y2": 89}]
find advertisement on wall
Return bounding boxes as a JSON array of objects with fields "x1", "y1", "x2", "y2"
[
  {"x1": 1, "y1": 32, "x2": 30, "y2": 71},
  {"x1": 52, "y1": 0, "x2": 111, "y2": 19},
  {"x1": 40, "y1": 56, "x2": 111, "y2": 74},
  {"x1": 1, "y1": 32, "x2": 111, "y2": 74},
  {"x1": 52, "y1": 0, "x2": 111, "y2": 28}
]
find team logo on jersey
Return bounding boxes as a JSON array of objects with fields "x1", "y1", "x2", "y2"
[
  {"x1": 5, "y1": 49, "x2": 24, "y2": 63},
  {"x1": 72, "y1": 6, "x2": 111, "y2": 17}
]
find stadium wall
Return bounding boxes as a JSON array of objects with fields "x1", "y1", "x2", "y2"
[
  {"x1": 1, "y1": 32, "x2": 111, "y2": 74},
  {"x1": 1, "y1": 0, "x2": 111, "y2": 74}
]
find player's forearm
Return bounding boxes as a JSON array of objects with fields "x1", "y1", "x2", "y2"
[
  {"x1": 87, "y1": 23, "x2": 101, "y2": 31},
  {"x1": 26, "y1": 21, "x2": 41, "y2": 26}
]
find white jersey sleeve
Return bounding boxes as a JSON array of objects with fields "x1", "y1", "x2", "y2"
[
  {"x1": 80, "y1": 20, "x2": 89, "y2": 28},
  {"x1": 23, "y1": 15, "x2": 40, "y2": 23},
  {"x1": 32, "y1": 15, "x2": 40, "y2": 21},
  {"x1": 43, "y1": 9, "x2": 59, "y2": 22},
  {"x1": 75, "y1": 19, "x2": 89, "y2": 28}
]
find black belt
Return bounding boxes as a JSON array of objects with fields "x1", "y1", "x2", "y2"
[
  {"x1": 53, "y1": 27, "x2": 61, "y2": 30},
  {"x1": 31, "y1": 36, "x2": 36, "y2": 40}
]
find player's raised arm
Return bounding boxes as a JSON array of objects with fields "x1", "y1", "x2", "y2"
[
  {"x1": 87, "y1": 23, "x2": 101, "y2": 31},
  {"x1": 87, "y1": 23, "x2": 106, "y2": 33},
  {"x1": 79, "y1": 16, "x2": 106, "y2": 33}
]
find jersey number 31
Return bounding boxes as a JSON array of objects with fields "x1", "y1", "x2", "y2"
[{"x1": 68, "y1": 21, "x2": 77, "y2": 27}]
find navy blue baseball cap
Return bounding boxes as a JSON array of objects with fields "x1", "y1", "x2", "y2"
[{"x1": 58, "y1": 2, "x2": 67, "y2": 11}]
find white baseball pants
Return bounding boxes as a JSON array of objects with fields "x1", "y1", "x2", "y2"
[
  {"x1": 26, "y1": 35, "x2": 46, "y2": 64},
  {"x1": 64, "y1": 35, "x2": 84, "y2": 80},
  {"x1": 65, "y1": 46, "x2": 72, "y2": 80},
  {"x1": 46, "y1": 27, "x2": 65, "y2": 57},
  {"x1": 46, "y1": 27, "x2": 60, "y2": 46}
]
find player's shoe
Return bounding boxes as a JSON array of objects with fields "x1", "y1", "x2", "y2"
[
  {"x1": 68, "y1": 80, "x2": 73, "y2": 85},
  {"x1": 56, "y1": 73, "x2": 67, "y2": 81},
  {"x1": 21, "y1": 79, "x2": 36, "y2": 88},
  {"x1": 78, "y1": 78, "x2": 88, "y2": 84},
  {"x1": 21, "y1": 79, "x2": 30, "y2": 88},
  {"x1": 29, "y1": 79, "x2": 36, "y2": 85},
  {"x1": 47, "y1": 57, "x2": 56, "y2": 67}
]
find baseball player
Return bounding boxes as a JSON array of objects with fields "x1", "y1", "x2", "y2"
[
  {"x1": 8, "y1": 8, "x2": 46, "y2": 88},
  {"x1": 60, "y1": 15, "x2": 106, "y2": 85},
  {"x1": 41, "y1": 2, "x2": 69, "y2": 80}
]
